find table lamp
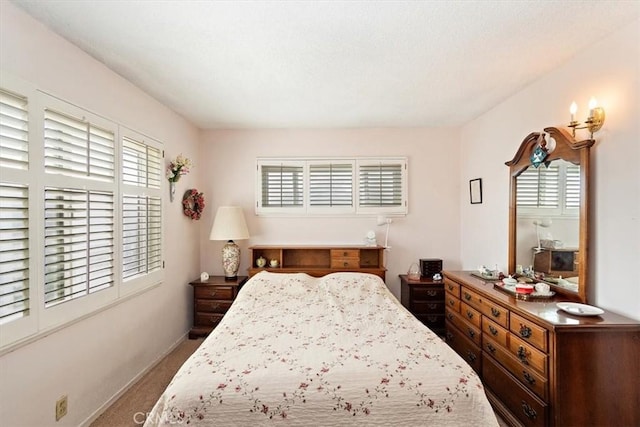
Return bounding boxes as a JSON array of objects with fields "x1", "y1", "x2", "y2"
[{"x1": 209, "y1": 206, "x2": 250, "y2": 279}]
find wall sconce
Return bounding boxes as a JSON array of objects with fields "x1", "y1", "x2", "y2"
[{"x1": 568, "y1": 97, "x2": 605, "y2": 138}]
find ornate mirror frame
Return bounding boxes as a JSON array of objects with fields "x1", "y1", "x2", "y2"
[{"x1": 506, "y1": 127, "x2": 594, "y2": 303}]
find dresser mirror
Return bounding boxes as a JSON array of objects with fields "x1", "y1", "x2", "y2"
[{"x1": 506, "y1": 127, "x2": 594, "y2": 303}]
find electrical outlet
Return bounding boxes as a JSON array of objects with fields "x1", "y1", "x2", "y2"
[{"x1": 55, "y1": 395, "x2": 67, "y2": 421}]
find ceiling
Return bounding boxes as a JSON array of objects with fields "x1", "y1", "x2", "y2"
[{"x1": 11, "y1": 1, "x2": 640, "y2": 129}]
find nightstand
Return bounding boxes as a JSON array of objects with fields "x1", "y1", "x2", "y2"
[
  {"x1": 399, "y1": 274, "x2": 445, "y2": 335},
  {"x1": 189, "y1": 276, "x2": 247, "y2": 339}
]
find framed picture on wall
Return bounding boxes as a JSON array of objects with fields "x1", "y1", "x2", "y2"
[{"x1": 470, "y1": 178, "x2": 482, "y2": 204}]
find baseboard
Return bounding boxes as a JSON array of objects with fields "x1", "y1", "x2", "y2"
[{"x1": 79, "y1": 331, "x2": 189, "y2": 427}]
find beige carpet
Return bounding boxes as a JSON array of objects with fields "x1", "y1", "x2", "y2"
[
  {"x1": 91, "y1": 337, "x2": 509, "y2": 426},
  {"x1": 90, "y1": 338, "x2": 203, "y2": 427}
]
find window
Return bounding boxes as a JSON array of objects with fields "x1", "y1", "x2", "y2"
[
  {"x1": 516, "y1": 160, "x2": 579, "y2": 216},
  {"x1": 0, "y1": 76, "x2": 164, "y2": 350},
  {"x1": 256, "y1": 157, "x2": 407, "y2": 216}
]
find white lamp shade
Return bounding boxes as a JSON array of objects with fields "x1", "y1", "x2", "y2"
[{"x1": 209, "y1": 206, "x2": 250, "y2": 241}]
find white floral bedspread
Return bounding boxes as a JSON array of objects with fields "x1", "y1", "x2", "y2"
[{"x1": 144, "y1": 272, "x2": 498, "y2": 426}]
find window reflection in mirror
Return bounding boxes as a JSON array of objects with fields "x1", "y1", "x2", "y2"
[{"x1": 515, "y1": 159, "x2": 580, "y2": 292}]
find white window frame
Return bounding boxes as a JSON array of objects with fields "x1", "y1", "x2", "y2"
[
  {"x1": 256, "y1": 157, "x2": 408, "y2": 216},
  {"x1": 517, "y1": 159, "x2": 579, "y2": 219},
  {"x1": 0, "y1": 73, "x2": 165, "y2": 351}
]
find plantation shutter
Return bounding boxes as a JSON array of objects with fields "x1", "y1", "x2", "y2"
[
  {"x1": 0, "y1": 89, "x2": 29, "y2": 170},
  {"x1": 565, "y1": 164, "x2": 581, "y2": 209},
  {"x1": 44, "y1": 109, "x2": 115, "y2": 181},
  {"x1": 517, "y1": 164, "x2": 559, "y2": 208},
  {"x1": 358, "y1": 162, "x2": 403, "y2": 207},
  {"x1": 122, "y1": 195, "x2": 162, "y2": 279},
  {"x1": 44, "y1": 188, "x2": 114, "y2": 308},
  {"x1": 0, "y1": 183, "x2": 30, "y2": 324},
  {"x1": 261, "y1": 164, "x2": 304, "y2": 208},
  {"x1": 122, "y1": 136, "x2": 162, "y2": 189},
  {"x1": 309, "y1": 163, "x2": 353, "y2": 207}
]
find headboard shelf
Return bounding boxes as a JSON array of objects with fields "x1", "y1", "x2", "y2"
[{"x1": 248, "y1": 245, "x2": 386, "y2": 280}]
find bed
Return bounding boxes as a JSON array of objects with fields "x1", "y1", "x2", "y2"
[{"x1": 144, "y1": 272, "x2": 499, "y2": 426}]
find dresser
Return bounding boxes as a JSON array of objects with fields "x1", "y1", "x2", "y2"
[
  {"x1": 399, "y1": 274, "x2": 445, "y2": 335},
  {"x1": 443, "y1": 270, "x2": 640, "y2": 427},
  {"x1": 248, "y1": 245, "x2": 385, "y2": 279},
  {"x1": 189, "y1": 276, "x2": 247, "y2": 339}
]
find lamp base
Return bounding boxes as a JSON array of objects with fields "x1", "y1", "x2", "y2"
[{"x1": 221, "y1": 240, "x2": 240, "y2": 279}]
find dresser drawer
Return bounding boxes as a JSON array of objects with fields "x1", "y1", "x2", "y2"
[
  {"x1": 510, "y1": 313, "x2": 548, "y2": 352},
  {"x1": 330, "y1": 257, "x2": 360, "y2": 268},
  {"x1": 483, "y1": 353, "x2": 547, "y2": 427},
  {"x1": 481, "y1": 299, "x2": 509, "y2": 328},
  {"x1": 482, "y1": 317, "x2": 509, "y2": 348},
  {"x1": 444, "y1": 278, "x2": 460, "y2": 298},
  {"x1": 195, "y1": 299, "x2": 233, "y2": 313},
  {"x1": 460, "y1": 302, "x2": 482, "y2": 328},
  {"x1": 445, "y1": 293, "x2": 460, "y2": 312},
  {"x1": 446, "y1": 320, "x2": 482, "y2": 374},
  {"x1": 446, "y1": 307, "x2": 481, "y2": 346},
  {"x1": 509, "y1": 335, "x2": 548, "y2": 376},
  {"x1": 412, "y1": 287, "x2": 444, "y2": 301},
  {"x1": 483, "y1": 336, "x2": 547, "y2": 401},
  {"x1": 194, "y1": 286, "x2": 235, "y2": 300},
  {"x1": 195, "y1": 312, "x2": 224, "y2": 328},
  {"x1": 460, "y1": 287, "x2": 483, "y2": 311}
]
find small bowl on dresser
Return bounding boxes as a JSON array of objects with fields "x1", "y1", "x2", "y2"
[{"x1": 515, "y1": 283, "x2": 534, "y2": 294}]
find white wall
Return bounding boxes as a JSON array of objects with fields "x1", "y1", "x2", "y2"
[
  {"x1": 0, "y1": 3, "x2": 201, "y2": 426},
  {"x1": 198, "y1": 128, "x2": 461, "y2": 298},
  {"x1": 460, "y1": 20, "x2": 640, "y2": 320}
]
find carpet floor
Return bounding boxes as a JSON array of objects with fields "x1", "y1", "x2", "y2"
[{"x1": 91, "y1": 337, "x2": 509, "y2": 426}]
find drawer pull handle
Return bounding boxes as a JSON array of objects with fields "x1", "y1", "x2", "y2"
[
  {"x1": 466, "y1": 351, "x2": 476, "y2": 363},
  {"x1": 517, "y1": 346, "x2": 530, "y2": 365},
  {"x1": 466, "y1": 310, "x2": 474, "y2": 320},
  {"x1": 488, "y1": 325, "x2": 498, "y2": 336},
  {"x1": 486, "y1": 343, "x2": 496, "y2": 354},
  {"x1": 211, "y1": 318, "x2": 220, "y2": 325},
  {"x1": 343, "y1": 251, "x2": 348, "y2": 256},
  {"x1": 449, "y1": 300, "x2": 455, "y2": 306},
  {"x1": 446, "y1": 331, "x2": 454, "y2": 341},
  {"x1": 523, "y1": 371, "x2": 536, "y2": 385},
  {"x1": 467, "y1": 328, "x2": 475, "y2": 339},
  {"x1": 464, "y1": 292, "x2": 472, "y2": 301},
  {"x1": 343, "y1": 262, "x2": 348, "y2": 267},
  {"x1": 446, "y1": 312, "x2": 454, "y2": 321},
  {"x1": 491, "y1": 308, "x2": 500, "y2": 318},
  {"x1": 427, "y1": 303, "x2": 437, "y2": 309},
  {"x1": 210, "y1": 303, "x2": 220, "y2": 310},
  {"x1": 427, "y1": 315, "x2": 438, "y2": 322},
  {"x1": 519, "y1": 324, "x2": 532, "y2": 338},
  {"x1": 210, "y1": 291, "x2": 217, "y2": 297},
  {"x1": 521, "y1": 401, "x2": 537, "y2": 420},
  {"x1": 427, "y1": 290, "x2": 437, "y2": 297},
  {"x1": 448, "y1": 284, "x2": 454, "y2": 291}
]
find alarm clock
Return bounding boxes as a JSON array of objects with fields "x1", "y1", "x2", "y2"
[{"x1": 200, "y1": 272, "x2": 209, "y2": 281}]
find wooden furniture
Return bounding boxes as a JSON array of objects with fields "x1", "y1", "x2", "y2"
[
  {"x1": 443, "y1": 270, "x2": 640, "y2": 427},
  {"x1": 189, "y1": 276, "x2": 247, "y2": 339},
  {"x1": 532, "y1": 247, "x2": 578, "y2": 277},
  {"x1": 399, "y1": 274, "x2": 445, "y2": 335},
  {"x1": 506, "y1": 127, "x2": 593, "y2": 303},
  {"x1": 248, "y1": 245, "x2": 386, "y2": 279}
]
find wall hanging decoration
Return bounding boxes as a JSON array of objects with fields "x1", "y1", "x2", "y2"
[
  {"x1": 182, "y1": 189, "x2": 205, "y2": 220},
  {"x1": 469, "y1": 178, "x2": 482, "y2": 204},
  {"x1": 166, "y1": 154, "x2": 192, "y2": 202}
]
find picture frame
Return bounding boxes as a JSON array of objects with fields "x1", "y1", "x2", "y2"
[{"x1": 470, "y1": 178, "x2": 482, "y2": 204}]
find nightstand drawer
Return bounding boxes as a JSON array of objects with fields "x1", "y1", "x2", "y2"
[
  {"x1": 195, "y1": 299, "x2": 233, "y2": 313},
  {"x1": 194, "y1": 286, "x2": 235, "y2": 300},
  {"x1": 412, "y1": 287, "x2": 444, "y2": 301},
  {"x1": 330, "y1": 257, "x2": 360, "y2": 268},
  {"x1": 413, "y1": 301, "x2": 445, "y2": 314},
  {"x1": 195, "y1": 312, "x2": 224, "y2": 328}
]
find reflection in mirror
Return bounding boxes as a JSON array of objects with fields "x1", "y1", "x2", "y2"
[{"x1": 515, "y1": 160, "x2": 580, "y2": 292}]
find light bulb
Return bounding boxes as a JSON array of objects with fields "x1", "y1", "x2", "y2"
[
  {"x1": 588, "y1": 97, "x2": 597, "y2": 118},
  {"x1": 569, "y1": 101, "x2": 577, "y2": 122}
]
